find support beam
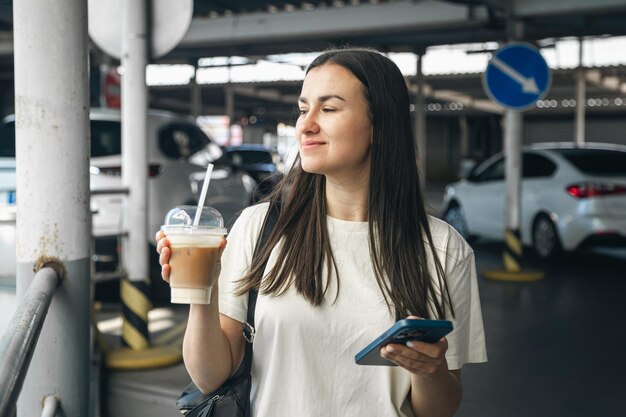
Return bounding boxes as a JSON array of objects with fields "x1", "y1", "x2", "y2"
[
  {"x1": 575, "y1": 38, "x2": 586, "y2": 146},
  {"x1": 231, "y1": 85, "x2": 297, "y2": 105},
  {"x1": 414, "y1": 53, "x2": 427, "y2": 187},
  {"x1": 584, "y1": 68, "x2": 626, "y2": 93},
  {"x1": 181, "y1": 0, "x2": 488, "y2": 50},
  {"x1": 121, "y1": 0, "x2": 150, "y2": 348},
  {"x1": 0, "y1": 32, "x2": 12, "y2": 56},
  {"x1": 429, "y1": 89, "x2": 504, "y2": 114},
  {"x1": 190, "y1": 67, "x2": 202, "y2": 118},
  {"x1": 514, "y1": 0, "x2": 626, "y2": 16},
  {"x1": 408, "y1": 83, "x2": 504, "y2": 114},
  {"x1": 225, "y1": 84, "x2": 234, "y2": 145}
]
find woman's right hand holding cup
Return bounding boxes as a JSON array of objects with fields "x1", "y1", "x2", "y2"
[{"x1": 155, "y1": 230, "x2": 171, "y2": 283}]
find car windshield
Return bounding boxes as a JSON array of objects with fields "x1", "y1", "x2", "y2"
[
  {"x1": 158, "y1": 122, "x2": 215, "y2": 160},
  {"x1": 553, "y1": 148, "x2": 626, "y2": 176},
  {"x1": 91, "y1": 120, "x2": 122, "y2": 157},
  {"x1": 229, "y1": 150, "x2": 273, "y2": 164},
  {"x1": 0, "y1": 120, "x2": 15, "y2": 157}
]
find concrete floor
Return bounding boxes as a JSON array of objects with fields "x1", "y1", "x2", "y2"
[
  {"x1": 99, "y1": 242, "x2": 626, "y2": 417},
  {"x1": 458, "y1": 242, "x2": 626, "y2": 417}
]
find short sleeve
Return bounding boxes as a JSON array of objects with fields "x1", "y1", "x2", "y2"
[
  {"x1": 218, "y1": 203, "x2": 270, "y2": 323},
  {"x1": 444, "y1": 251, "x2": 488, "y2": 370}
]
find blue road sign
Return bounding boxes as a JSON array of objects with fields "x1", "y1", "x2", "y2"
[{"x1": 483, "y1": 43, "x2": 551, "y2": 111}]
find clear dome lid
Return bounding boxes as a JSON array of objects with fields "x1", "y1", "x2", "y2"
[{"x1": 161, "y1": 205, "x2": 227, "y2": 235}]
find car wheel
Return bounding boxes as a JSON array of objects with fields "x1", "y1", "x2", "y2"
[
  {"x1": 443, "y1": 203, "x2": 471, "y2": 241},
  {"x1": 532, "y1": 214, "x2": 562, "y2": 259}
]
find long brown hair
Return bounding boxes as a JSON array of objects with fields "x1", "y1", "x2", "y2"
[{"x1": 236, "y1": 48, "x2": 454, "y2": 320}]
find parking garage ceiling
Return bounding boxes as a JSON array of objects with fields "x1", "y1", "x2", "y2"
[
  {"x1": 171, "y1": 0, "x2": 626, "y2": 58},
  {"x1": 4, "y1": 0, "x2": 626, "y2": 124}
]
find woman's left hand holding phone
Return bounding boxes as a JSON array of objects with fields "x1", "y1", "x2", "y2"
[
  {"x1": 381, "y1": 316, "x2": 461, "y2": 417},
  {"x1": 379, "y1": 316, "x2": 449, "y2": 376}
]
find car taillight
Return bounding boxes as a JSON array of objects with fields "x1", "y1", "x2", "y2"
[
  {"x1": 92, "y1": 164, "x2": 162, "y2": 178},
  {"x1": 148, "y1": 164, "x2": 162, "y2": 177},
  {"x1": 566, "y1": 182, "x2": 626, "y2": 198}
]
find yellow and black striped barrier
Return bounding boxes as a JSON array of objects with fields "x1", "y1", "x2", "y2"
[
  {"x1": 99, "y1": 278, "x2": 183, "y2": 370},
  {"x1": 121, "y1": 278, "x2": 151, "y2": 350},
  {"x1": 483, "y1": 228, "x2": 544, "y2": 282}
]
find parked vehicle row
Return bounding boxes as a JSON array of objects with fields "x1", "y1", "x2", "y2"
[
  {"x1": 442, "y1": 142, "x2": 626, "y2": 259},
  {"x1": 225, "y1": 144, "x2": 284, "y2": 203},
  {"x1": 1, "y1": 109, "x2": 278, "y2": 303}
]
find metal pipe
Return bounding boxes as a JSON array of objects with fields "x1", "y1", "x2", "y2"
[
  {"x1": 504, "y1": 110, "x2": 522, "y2": 232},
  {"x1": 40, "y1": 396, "x2": 59, "y2": 417},
  {"x1": 0, "y1": 267, "x2": 60, "y2": 417},
  {"x1": 91, "y1": 188, "x2": 130, "y2": 196}
]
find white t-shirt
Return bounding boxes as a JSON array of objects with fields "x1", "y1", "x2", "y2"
[{"x1": 219, "y1": 203, "x2": 487, "y2": 417}]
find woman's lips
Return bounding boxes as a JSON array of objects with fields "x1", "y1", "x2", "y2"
[{"x1": 301, "y1": 140, "x2": 326, "y2": 150}]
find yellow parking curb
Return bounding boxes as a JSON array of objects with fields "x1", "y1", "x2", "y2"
[
  {"x1": 482, "y1": 269, "x2": 545, "y2": 282},
  {"x1": 105, "y1": 346, "x2": 183, "y2": 370}
]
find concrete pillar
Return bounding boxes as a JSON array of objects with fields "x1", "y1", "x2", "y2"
[
  {"x1": 190, "y1": 65, "x2": 202, "y2": 118},
  {"x1": 225, "y1": 83, "x2": 235, "y2": 145},
  {"x1": 575, "y1": 38, "x2": 586, "y2": 146},
  {"x1": 459, "y1": 115, "x2": 469, "y2": 157},
  {"x1": 13, "y1": 0, "x2": 90, "y2": 415},
  {"x1": 414, "y1": 52, "x2": 426, "y2": 187},
  {"x1": 121, "y1": 0, "x2": 150, "y2": 347}
]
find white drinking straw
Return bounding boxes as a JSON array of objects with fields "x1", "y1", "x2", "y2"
[{"x1": 193, "y1": 163, "x2": 214, "y2": 226}]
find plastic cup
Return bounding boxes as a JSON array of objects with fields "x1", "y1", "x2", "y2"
[{"x1": 161, "y1": 205, "x2": 227, "y2": 304}]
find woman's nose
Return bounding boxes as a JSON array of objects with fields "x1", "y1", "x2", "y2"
[{"x1": 299, "y1": 112, "x2": 320, "y2": 134}]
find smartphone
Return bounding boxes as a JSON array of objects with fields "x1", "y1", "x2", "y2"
[{"x1": 354, "y1": 319, "x2": 453, "y2": 366}]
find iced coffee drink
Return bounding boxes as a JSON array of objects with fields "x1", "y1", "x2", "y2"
[{"x1": 161, "y1": 206, "x2": 227, "y2": 304}]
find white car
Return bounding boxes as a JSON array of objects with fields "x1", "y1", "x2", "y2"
[
  {"x1": 442, "y1": 142, "x2": 626, "y2": 258},
  {"x1": 0, "y1": 160, "x2": 16, "y2": 279},
  {"x1": 0, "y1": 109, "x2": 256, "y2": 290}
]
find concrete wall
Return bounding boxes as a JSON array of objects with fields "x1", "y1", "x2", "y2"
[
  {"x1": 423, "y1": 112, "x2": 626, "y2": 183},
  {"x1": 524, "y1": 114, "x2": 626, "y2": 146}
]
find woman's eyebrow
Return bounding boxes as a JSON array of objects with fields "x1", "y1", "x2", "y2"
[{"x1": 298, "y1": 95, "x2": 346, "y2": 104}]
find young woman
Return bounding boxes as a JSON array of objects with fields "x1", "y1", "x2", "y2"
[{"x1": 156, "y1": 48, "x2": 486, "y2": 417}]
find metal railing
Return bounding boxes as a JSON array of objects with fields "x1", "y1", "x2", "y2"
[
  {"x1": 0, "y1": 266, "x2": 61, "y2": 417},
  {"x1": 40, "y1": 396, "x2": 59, "y2": 417}
]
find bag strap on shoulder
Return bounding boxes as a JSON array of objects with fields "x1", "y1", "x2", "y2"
[{"x1": 243, "y1": 201, "x2": 281, "y2": 343}]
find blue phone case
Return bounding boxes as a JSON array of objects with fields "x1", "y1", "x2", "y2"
[{"x1": 354, "y1": 319, "x2": 453, "y2": 366}]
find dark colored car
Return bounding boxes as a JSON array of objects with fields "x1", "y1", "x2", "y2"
[{"x1": 225, "y1": 144, "x2": 284, "y2": 203}]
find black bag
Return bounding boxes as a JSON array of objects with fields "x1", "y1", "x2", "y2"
[{"x1": 176, "y1": 202, "x2": 280, "y2": 417}]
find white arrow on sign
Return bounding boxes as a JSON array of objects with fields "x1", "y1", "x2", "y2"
[{"x1": 491, "y1": 57, "x2": 540, "y2": 94}]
